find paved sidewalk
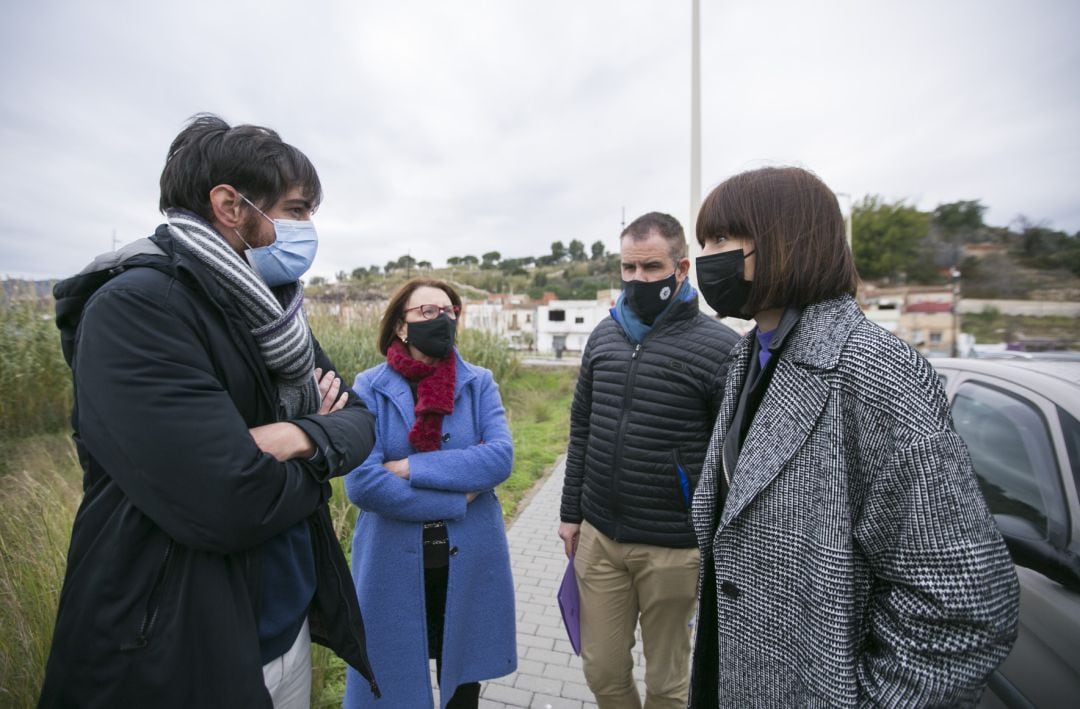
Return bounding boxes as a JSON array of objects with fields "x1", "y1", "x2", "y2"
[{"x1": 432, "y1": 457, "x2": 647, "y2": 708}]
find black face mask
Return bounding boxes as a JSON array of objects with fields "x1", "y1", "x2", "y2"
[
  {"x1": 621, "y1": 271, "x2": 678, "y2": 324},
  {"x1": 696, "y1": 249, "x2": 755, "y2": 318},
  {"x1": 406, "y1": 313, "x2": 457, "y2": 359}
]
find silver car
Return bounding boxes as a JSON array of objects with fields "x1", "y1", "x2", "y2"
[{"x1": 932, "y1": 358, "x2": 1080, "y2": 708}]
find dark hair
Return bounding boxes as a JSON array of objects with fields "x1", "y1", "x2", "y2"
[
  {"x1": 158, "y1": 113, "x2": 322, "y2": 220},
  {"x1": 377, "y1": 278, "x2": 463, "y2": 355},
  {"x1": 621, "y1": 212, "x2": 687, "y2": 262},
  {"x1": 696, "y1": 166, "x2": 857, "y2": 312}
]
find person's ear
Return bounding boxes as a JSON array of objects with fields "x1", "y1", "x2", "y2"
[
  {"x1": 208, "y1": 185, "x2": 245, "y2": 228},
  {"x1": 395, "y1": 319, "x2": 408, "y2": 343},
  {"x1": 676, "y1": 257, "x2": 691, "y2": 280}
]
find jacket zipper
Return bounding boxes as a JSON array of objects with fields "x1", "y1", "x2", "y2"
[
  {"x1": 121, "y1": 539, "x2": 175, "y2": 650},
  {"x1": 610, "y1": 342, "x2": 643, "y2": 539}
]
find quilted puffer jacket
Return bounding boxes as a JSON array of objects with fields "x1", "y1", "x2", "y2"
[{"x1": 560, "y1": 293, "x2": 739, "y2": 548}]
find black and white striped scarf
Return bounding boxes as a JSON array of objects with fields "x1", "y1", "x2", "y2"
[{"x1": 165, "y1": 209, "x2": 320, "y2": 419}]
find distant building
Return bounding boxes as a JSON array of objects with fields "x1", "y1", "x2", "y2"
[
  {"x1": 535, "y1": 294, "x2": 613, "y2": 355},
  {"x1": 859, "y1": 286, "x2": 959, "y2": 357},
  {"x1": 460, "y1": 294, "x2": 537, "y2": 351}
]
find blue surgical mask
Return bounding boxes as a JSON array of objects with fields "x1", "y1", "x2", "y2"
[{"x1": 237, "y1": 195, "x2": 318, "y2": 286}]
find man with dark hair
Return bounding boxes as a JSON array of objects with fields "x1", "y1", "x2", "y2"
[
  {"x1": 41, "y1": 114, "x2": 380, "y2": 708},
  {"x1": 558, "y1": 212, "x2": 739, "y2": 708}
]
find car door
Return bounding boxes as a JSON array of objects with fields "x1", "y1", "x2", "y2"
[{"x1": 936, "y1": 366, "x2": 1080, "y2": 708}]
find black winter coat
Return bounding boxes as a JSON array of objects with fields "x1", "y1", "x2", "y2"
[
  {"x1": 560, "y1": 294, "x2": 740, "y2": 548},
  {"x1": 39, "y1": 226, "x2": 379, "y2": 708}
]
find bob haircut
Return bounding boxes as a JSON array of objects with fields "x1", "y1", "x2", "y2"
[
  {"x1": 377, "y1": 278, "x2": 463, "y2": 355},
  {"x1": 696, "y1": 166, "x2": 857, "y2": 314},
  {"x1": 159, "y1": 113, "x2": 322, "y2": 221}
]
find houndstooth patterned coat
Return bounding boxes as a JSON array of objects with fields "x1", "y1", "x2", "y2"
[{"x1": 690, "y1": 296, "x2": 1019, "y2": 708}]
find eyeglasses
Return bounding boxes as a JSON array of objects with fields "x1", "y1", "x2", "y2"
[{"x1": 404, "y1": 304, "x2": 460, "y2": 320}]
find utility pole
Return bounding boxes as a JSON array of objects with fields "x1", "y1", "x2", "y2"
[
  {"x1": 111, "y1": 229, "x2": 120, "y2": 251},
  {"x1": 951, "y1": 266, "x2": 962, "y2": 357},
  {"x1": 689, "y1": 0, "x2": 710, "y2": 311},
  {"x1": 690, "y1": 0, "x2": 701, "y2": 236}
]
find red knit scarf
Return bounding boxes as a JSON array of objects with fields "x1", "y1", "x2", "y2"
[{"x1": 386, "y1": 339, "x2": 456, "y2": 452}]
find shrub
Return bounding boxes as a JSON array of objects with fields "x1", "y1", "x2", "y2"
[{"x1": 0, "y1": 295, "x2": 72, "y2": 439}]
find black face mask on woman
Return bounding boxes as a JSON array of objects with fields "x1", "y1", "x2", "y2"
[
  {"x1": 695, "y1": 249, "x2": 755, "y2": 318},
  {"x1": 406, "y1": 313, "x2": 457, "y2": 359}
]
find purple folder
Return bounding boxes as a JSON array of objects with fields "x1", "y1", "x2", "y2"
[{"x1": 557, "y1": 553, "x2": 581, "y2": 655}]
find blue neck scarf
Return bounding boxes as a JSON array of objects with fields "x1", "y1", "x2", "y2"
[{"x1": 613, "y1": 279, "x2": 696, "y2": 343}]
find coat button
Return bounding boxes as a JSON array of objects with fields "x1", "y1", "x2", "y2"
[
  {"x1": 442, "y1": 432, "x2": 451, "y2": 442},
  {"x1": 449, "y1": 546, "x2": 459, "y2": 556},
  {"x1": 720, "y1": 581, "x2": 739, "y2": 599}
]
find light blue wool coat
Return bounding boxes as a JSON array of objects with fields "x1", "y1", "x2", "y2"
[{"x1": 342, "y1": 351, "x2": 517, "y2": 709}]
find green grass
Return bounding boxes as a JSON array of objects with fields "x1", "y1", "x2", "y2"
[
  {"x1": 306, "y1": 308, "x2": 521, "y2": 387},
  {"x1": 0, "y1": 435, "x2": 82, "y2": 706},
  {"x1": 498, "y1": 366, "x2": 577, "y2": 516},
  {"x1": 962, "y1": 307, "x2": 1079, "y2": 347}
]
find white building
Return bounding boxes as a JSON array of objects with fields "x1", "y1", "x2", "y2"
[
  {"x1": 535, "y1": 294, "x2": 614, "y2": 355},
  {"x1": 461, "y1": 299, "x2": 537, "y2": 350}
]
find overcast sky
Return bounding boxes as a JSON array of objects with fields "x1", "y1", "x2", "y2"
[{"x1": 2, "y1": 0, "x2": 1077, "y2": 281}]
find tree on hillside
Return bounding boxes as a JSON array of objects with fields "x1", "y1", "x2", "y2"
[
  {"x1": 417, "y1": 260, "x2": 432, "y2": 270},
  {"x1": 384, "y1": 261, "x2": 397, "y2": 274},
  {"x1": 550, "y1": 241, "x2": 567, "y2": 262},
  {"x1": 1011, "y1": 216, "x2": 1080, "y2": 276},
  {"x1": 568, "y1": 239, "x2": 587, "y2": 261},
  {"x1": 591, "y1": 240, "x2": 606, "y2": 260},
  {"x1": 369, "y1": 265, "x2": 380, "y2": 275},
  {"x1": 933, "y1": 200, "x2": 986, "y2": 235},
  {"x1": 461, "y1": 255, "x2": 479, "y2": 269},
  {"x1": 933, "y1": 200, "x2": 987, "y2": 266},
  {"x1": 447, "y1": 256, "x2": 462, "y2": 267},
  {"x1": 308, "y1": 276, "x2": 327, "y2": 286},
  {"x1": 852, "y1": 195, "x2": 931, "y2": 282},
  {"x1": 351, "y1": 267, "x2": 368, "y2": 281},
  {"x1": 481, "y1": 251, "x2": 501, "y2": 269}
]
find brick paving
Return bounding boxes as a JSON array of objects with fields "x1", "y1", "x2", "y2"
[{"x1": 431, "y1": 456, "x2": 648, "y2": 708}]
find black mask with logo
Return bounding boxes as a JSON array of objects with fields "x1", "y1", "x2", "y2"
[
  {"x1": 621, "y1": 272, "x2": 678, "y2": 325},
  {"x1": 406, "y1": 313, "x2": 457, "y2": 359},
  {"x1": 695, "y1": 249, "x2": 755, "y2": 318}
]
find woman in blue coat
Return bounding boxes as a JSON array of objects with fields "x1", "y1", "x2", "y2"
[{"x1": 343, "y1": 278, "x2": 517, "y2": 709}]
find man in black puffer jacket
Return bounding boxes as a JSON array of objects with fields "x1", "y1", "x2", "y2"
[
  {"x1": 40, "y1": 114, "x2": 379, "y2": 708},
  {"x1": 558, "y1": 212, "x2": 740, "y2": 709}
]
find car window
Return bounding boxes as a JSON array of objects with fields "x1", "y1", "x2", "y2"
[
  {"x1": 952, "y1": 382, "x2": 1059, "y2": 537},
  {"x1": 1061, "y1": 406, "x2": 1080, "y2": 499}
]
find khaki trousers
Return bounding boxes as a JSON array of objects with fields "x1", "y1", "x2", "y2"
[{"x1": 574, "y1": 521, "x2": 699, "y2": 709}]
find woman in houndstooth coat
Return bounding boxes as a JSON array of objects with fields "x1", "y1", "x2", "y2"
[{"x1": 688, "y1": 167, "x2": 1020, "y2": 708}]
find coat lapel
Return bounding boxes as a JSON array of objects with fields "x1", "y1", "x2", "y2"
[
  {"x1": 692, "y1": 336, "x2": 751, "y2": 544},
  {"x1": 717, "y1": 296, "x2": 865, "y2": 531},
  {"x1": 369, "y1": 365, "x2": 415, "y2": 429},
  {"x1": 718, "y1": 359, "x2": 829, "y2": 529}
]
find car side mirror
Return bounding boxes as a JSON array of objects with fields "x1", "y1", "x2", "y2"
[{"x1": 994, "y1": 514, "x2": 1080, "y2": 592}]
